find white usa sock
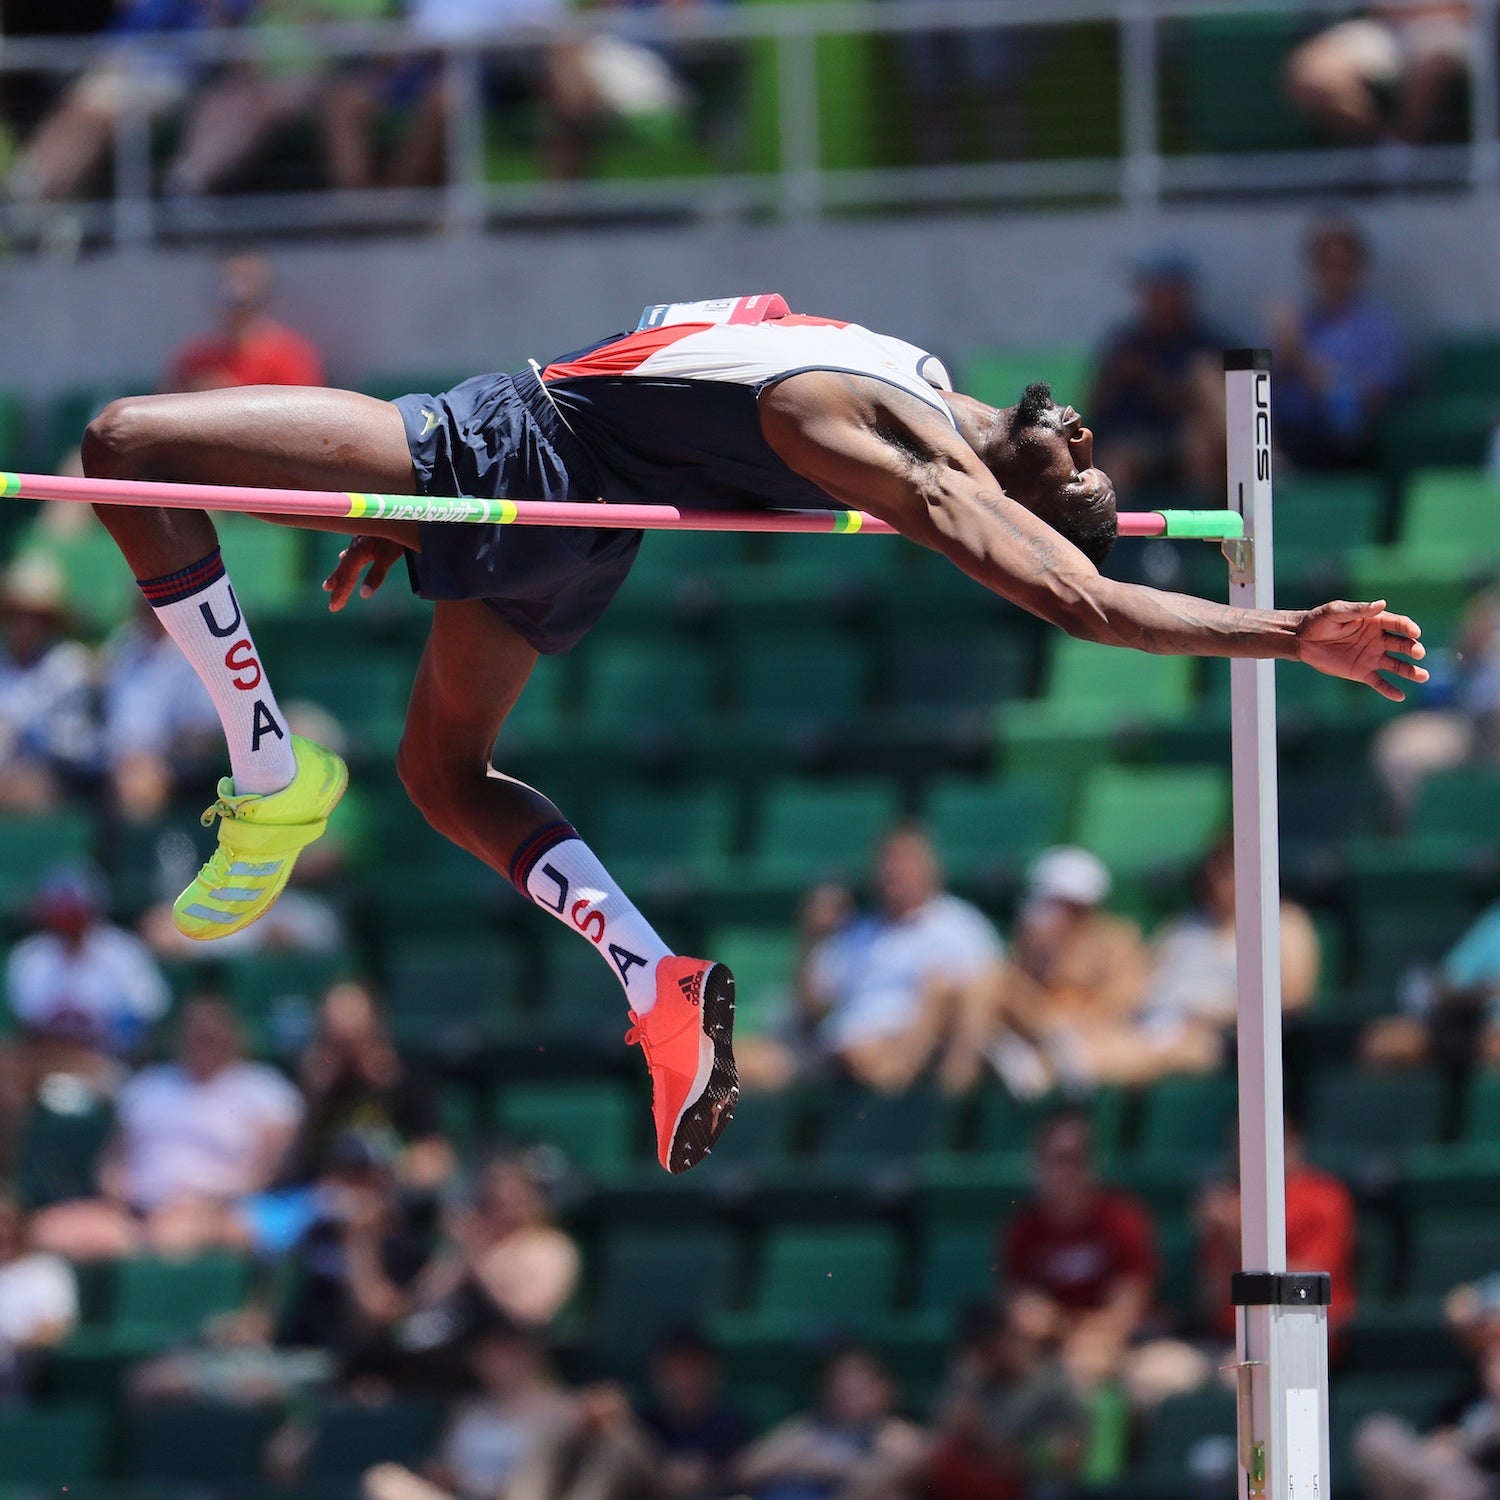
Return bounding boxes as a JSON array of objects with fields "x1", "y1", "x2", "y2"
[
  {"x1": 137, "y1": 549, "x2": 296, "y2": 797},
  {"x1": 511, "y1": 824, "x2": 673, "y2": 1012}
]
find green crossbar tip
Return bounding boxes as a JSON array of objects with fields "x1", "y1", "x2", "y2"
[
  {"x1": 0, "y1": 473, "x2": 19, "y2": 498},
  {"x1": 1159, "y1": 510, "x2": 1245, "y2": 541}
]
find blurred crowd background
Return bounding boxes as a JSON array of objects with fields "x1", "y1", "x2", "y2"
[{"x1": 6, "y1": 4, "x2": 1500, "y2": 1500}]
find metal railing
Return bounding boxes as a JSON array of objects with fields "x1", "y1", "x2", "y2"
[{"x1": 0, "y1": 0, "x2": 1496, "y2": 246}]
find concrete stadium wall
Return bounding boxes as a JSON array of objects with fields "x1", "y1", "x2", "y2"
[{"x1": 6, "y1": 190, "x2": 1500, "y2": 403}]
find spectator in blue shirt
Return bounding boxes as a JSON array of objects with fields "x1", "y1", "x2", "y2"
[{"x1": 1270, "y1": 216, "x2": 1409, "y2": 470}]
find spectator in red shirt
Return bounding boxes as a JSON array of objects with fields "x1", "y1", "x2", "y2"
[
  {"x1": 1196, "y1": 1118, "x2": 1356, "y2": 1349},
  {"x1": 167, "y1": 252, "x2": 326, "y2": 393},
  {"x1": 1002, "y1": 1109, "x2": 1158, "y2": 1389}
]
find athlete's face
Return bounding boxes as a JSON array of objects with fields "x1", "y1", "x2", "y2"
[{"x1": 994, "y1": 388, "x2": 1118, "y2": 568}]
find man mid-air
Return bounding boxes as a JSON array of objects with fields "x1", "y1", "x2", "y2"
[{"x1": 74, "y1": 293, "x2": 1426, "y2": 1174}]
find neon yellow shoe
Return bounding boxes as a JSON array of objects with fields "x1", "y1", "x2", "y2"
[{"x1": 172, "y1": 736, "x2": 348, "y2": 942}]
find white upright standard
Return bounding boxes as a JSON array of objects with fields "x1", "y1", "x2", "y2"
[{"x1": 1225, "y1": 349, "x2": 1332, "y2": 1500}]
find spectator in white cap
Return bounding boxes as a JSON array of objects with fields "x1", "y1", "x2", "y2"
[
  {"x1": 0, "y1": 554, "x2": 98, "y2": 812},
  {"x1": 793, "y1": 822, "x2": 1006, "y2": 1095},
  {"x1": 991, "y1": 847, "x2": 1149, "y2": 1094}
]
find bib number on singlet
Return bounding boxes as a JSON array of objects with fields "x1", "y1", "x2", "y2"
[{"x1": 636, "y1": 293, "x2": 791, "y2": 331}]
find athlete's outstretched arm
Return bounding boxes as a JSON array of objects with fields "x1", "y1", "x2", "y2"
[{"x1": 760, "y1": 373, "x2": 1427, "y2": 700}]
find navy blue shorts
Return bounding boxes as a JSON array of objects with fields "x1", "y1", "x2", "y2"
[{"x1": 394, "y1": 366, "x2": 642, "y2": 655}]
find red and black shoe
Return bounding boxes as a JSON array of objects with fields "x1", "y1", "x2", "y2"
[{"x1": 625, "y1": 957, "x2": 738, "y2": 1174}]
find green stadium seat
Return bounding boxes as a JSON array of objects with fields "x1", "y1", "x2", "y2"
[
  {"x1": 592, "y1": 1227, "x2": 740, "y2": 1371},
  {"x1": 304, "y1": 1399, "x2": 446, "y2": 1477},
  {"x1": 576, "y1": 637, "x2": 717, "y2": 735},
  {"x1": 758, "y1": 530, "x2": 907, "y2": 585},
  {"x1": 588, "y1": 783, "x2": 738, "y2": 885},
  {"x1": 1406, "y1": 1218, "x2": 1500, "y2": 1299},
  {"x1": 276, "y1": 649, "x2": 415, "y2": 755},
  {"x1": 1136, "y1": 1386, "x2": 1238, "y2": 1486},
  {"x1": 816, "y1": 1085, "x2": 952, "y2": 1161},
  {"x1": 225, "y1": 951, "x2": 351, "y2": 1041},
  {"x1": 1467, "y1": 1071, "x2": 1500, "y2": 1143},
  {"x1": 1330, "y1": 1375, "x2": 1461, "y2": 1490},
  {"x1": 1045, "y1": 637, "x2": 1196, "y2": 720},
  {"x1": 1275, "y1": 475, "x2": 1386, "y2": 553},
  {"x1": 629, "y1": 529, "x2": 751, "y2": 582},
  {"x1": 971, "y1": 1085, "x2": 1127, "y2": 1163},
  {"x1": 0, "y1": 810, "x2": 94, "y2": 912},
  {"x1": 495, "y1": 1080, "x2": 637, "y2": 1173},
  {"x1": 0, "y1": 1403, "x2": 108, "y2": 1484},
  {"x1": 0, "y1": 392, "x2": 23, "y2": 469},
  {"x1": 384, "y1": 936, "x2": 525, "y2": 1045},
  {"x1": 125, "y1": 1402, "x2": 277, "y2": 1484},
  {"x1": 696, "y1": 1088, "x2": 799, "y2": 1166},
  {"x1": 1306, "y1": 1068, "x2": 1443, "y2": 1167},
  {"x1": 743, "y1": 776, "x2": 901, "y2": 886},
  {"x1": 494, "y1": 651, "x2": 569, "y2": 745},
  {"x1": 16, "y1": 1097, "x2": 115, "y2": 1209},
  {"x1": 736, "y1": 1225, "x2": 900, "y2": 1333},
  {"x1": 1413, "y1": 768, "x2": 1500, "y2": 847},
  {"x1": 923, "y1": 775, "x2": 1064, "y2": 882},
  {"x1": 727, "y1": 630, "x2": 868, "y2": 729},
  {"x1": 112, "y1": 1253, "x2": 252, "y2": 1336},
  {"x1": 884, "y1": 629, "x2": 1034, "y2": 713},
  {"x1": 1135, "y1": 1073, "x2": 1238, "y2": 1171},
  {"x1": 1169, "y1": 13, "x2": 1314, "y2": 152},
  {"x1": 212, "y1": 514, "x2": 306, "y2": 613},
  {"x1": 710, "y1": 927, "x2": 797, "y2": 1036},
  {"x1": 1073, "y1": 765, "x2": 1229, "y2": 878},
  {"x1": 915, "y1": 1222, "x2": 1001, "y2": 1316},
  {"x1": 1279, "y1": 767, "x2": 1380, "y2": 851},
  {"x1": 1401, "y1": 468, "x2": 1500, "y2": 556},
  {"x1": 957, "y1": 349, "x2": 1092, "y2": 410},
  {"x1": 1430, "y1": 335, "x2": 1500, "y2": 399},
  {"x1": 1380, "y1": 402, "x2": 1496, "y2": 485}
]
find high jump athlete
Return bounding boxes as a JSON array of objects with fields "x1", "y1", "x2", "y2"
[{"x1": 76, "y1": 294, "x2": 1427, "y2": 1174}]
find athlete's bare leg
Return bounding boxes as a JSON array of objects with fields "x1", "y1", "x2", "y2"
[
  {"x1": 395, "y1": 600, "x2": 566, "y2": 866},
  {"x1": 80, "y1": 385, "x2": 420, "y2": 576}
]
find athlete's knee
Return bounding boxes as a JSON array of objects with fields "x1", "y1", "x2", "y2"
[
  {"x1": 81, "y1": 396, "x2": 166, "y2": 480},
  {"x1": 396, "y1": 731, "x2": 461, "y2": 829}
]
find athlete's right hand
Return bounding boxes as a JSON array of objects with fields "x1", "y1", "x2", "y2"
[{"x1": 324, "y1": 535, "x2": 405, "y2": 612}]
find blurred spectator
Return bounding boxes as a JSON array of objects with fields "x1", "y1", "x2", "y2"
[
  {"x1": 1362, "y1": 893, "x2": 1500, "y2": 1071},
  {"x1": 1372, "y1": 585, "x2": 1500, "y2": 825},
  {"x1": 1286, "y1": 4, "x2": 1472, "y2": 146},
  {"x1": 1195, "y1": 1120, "x2": 1355, "y2": 1347},
  {"x1": 1356, "y1": 1272, "x2": 1500, "y2": 1500},
  {"x1": 1088, "y1": 253, "x2": 1228, "y2": 502},
  {"x1": 102, "y1": 595, "x2": 220, "y2": 821},
  {"x1": 6, "y1": 0, "x2": 252, "y2": 205},
  {"x1": 895, "y1": 24, "x2": 1027, "y2": 165},
  {"x1": 166, "y1": 250, "x2": 326, "y2": 392},
  {"x1": 734, "y1": 1346, "x2": 926, "y2": 1500},
  {"x1": 0, "y1": 553, "x2": 98, "y2": 811},
  {"x1": 0, "y1": 1192, "x2": 78, "y2": 1405},
  {"x1": 1127, "y1": 1119, "x2": 1355, "y2": 1409},
  {"x1": 325, "y1": 0, "x2": 569, "y2": 191},
  {"x1": 794, "y1": 824, "x2": 1005, "y2": 1096},
  {"x1": 924, "y1": 1303, "x2": 1089, "y2": 1500},
  {"x1": 365, "y1": 1320, "x2": 657, "y2": 1500},
  {"x1": 0, "y1": 864, "x2": 169, "y2": 1145},
  {"x1": 1002, "y1": 1109, "x2": 1157, "y2": 1390},
  {"x1": 991, "y1": 847, "x2": 1149, "y2": 1097},
  {"x1": 30, "y1": 995, "x2": 303, "y2": 1258},
  {"x1": 162, "y1": 0, "x2": 399, "y2": 200},
  {"x1": 289, "y1": 980, "x2": 454, "y2": 1189},
  {"x1": 1270, "y1": 216, "x2": 1409, "y2": 471},
  {"x1": 636, "y1": 1328, "x2": 752, "y2": 1500},
  {"x1": 1062, "y1": 840, "x2": 1319, "y2": 1086},
  {"x1": 269, "y1": 1129, "x2": 442, "y2": 1378}
]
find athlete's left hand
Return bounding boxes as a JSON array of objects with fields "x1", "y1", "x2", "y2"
[
  {"x1": 324, "y1": 535, "x2": 405, "y2": 612},
  {"x1": 1296, "y1": 599, "x2": 1428, "y2": 701}
]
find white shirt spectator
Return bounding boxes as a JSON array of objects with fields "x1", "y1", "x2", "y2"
[
  {"x1": 0, "y1": 1252, "x2": 76, "y2": 1351},
  {"x1": 810, "y1": 894, "x2": 1003, "y2": 1050},
  {"x1": 7, "y1": 924, "x2": 170, "y2": 1054},
  {"x1": 0, "y1": 639, "x2": 97, "y2": 773},
  {"x1": 116, "y1": 1060, "x2": 304, "y2": 1212},
  {"x1": 101, "y1": 618, "x2": 218, "y2": 766}
]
